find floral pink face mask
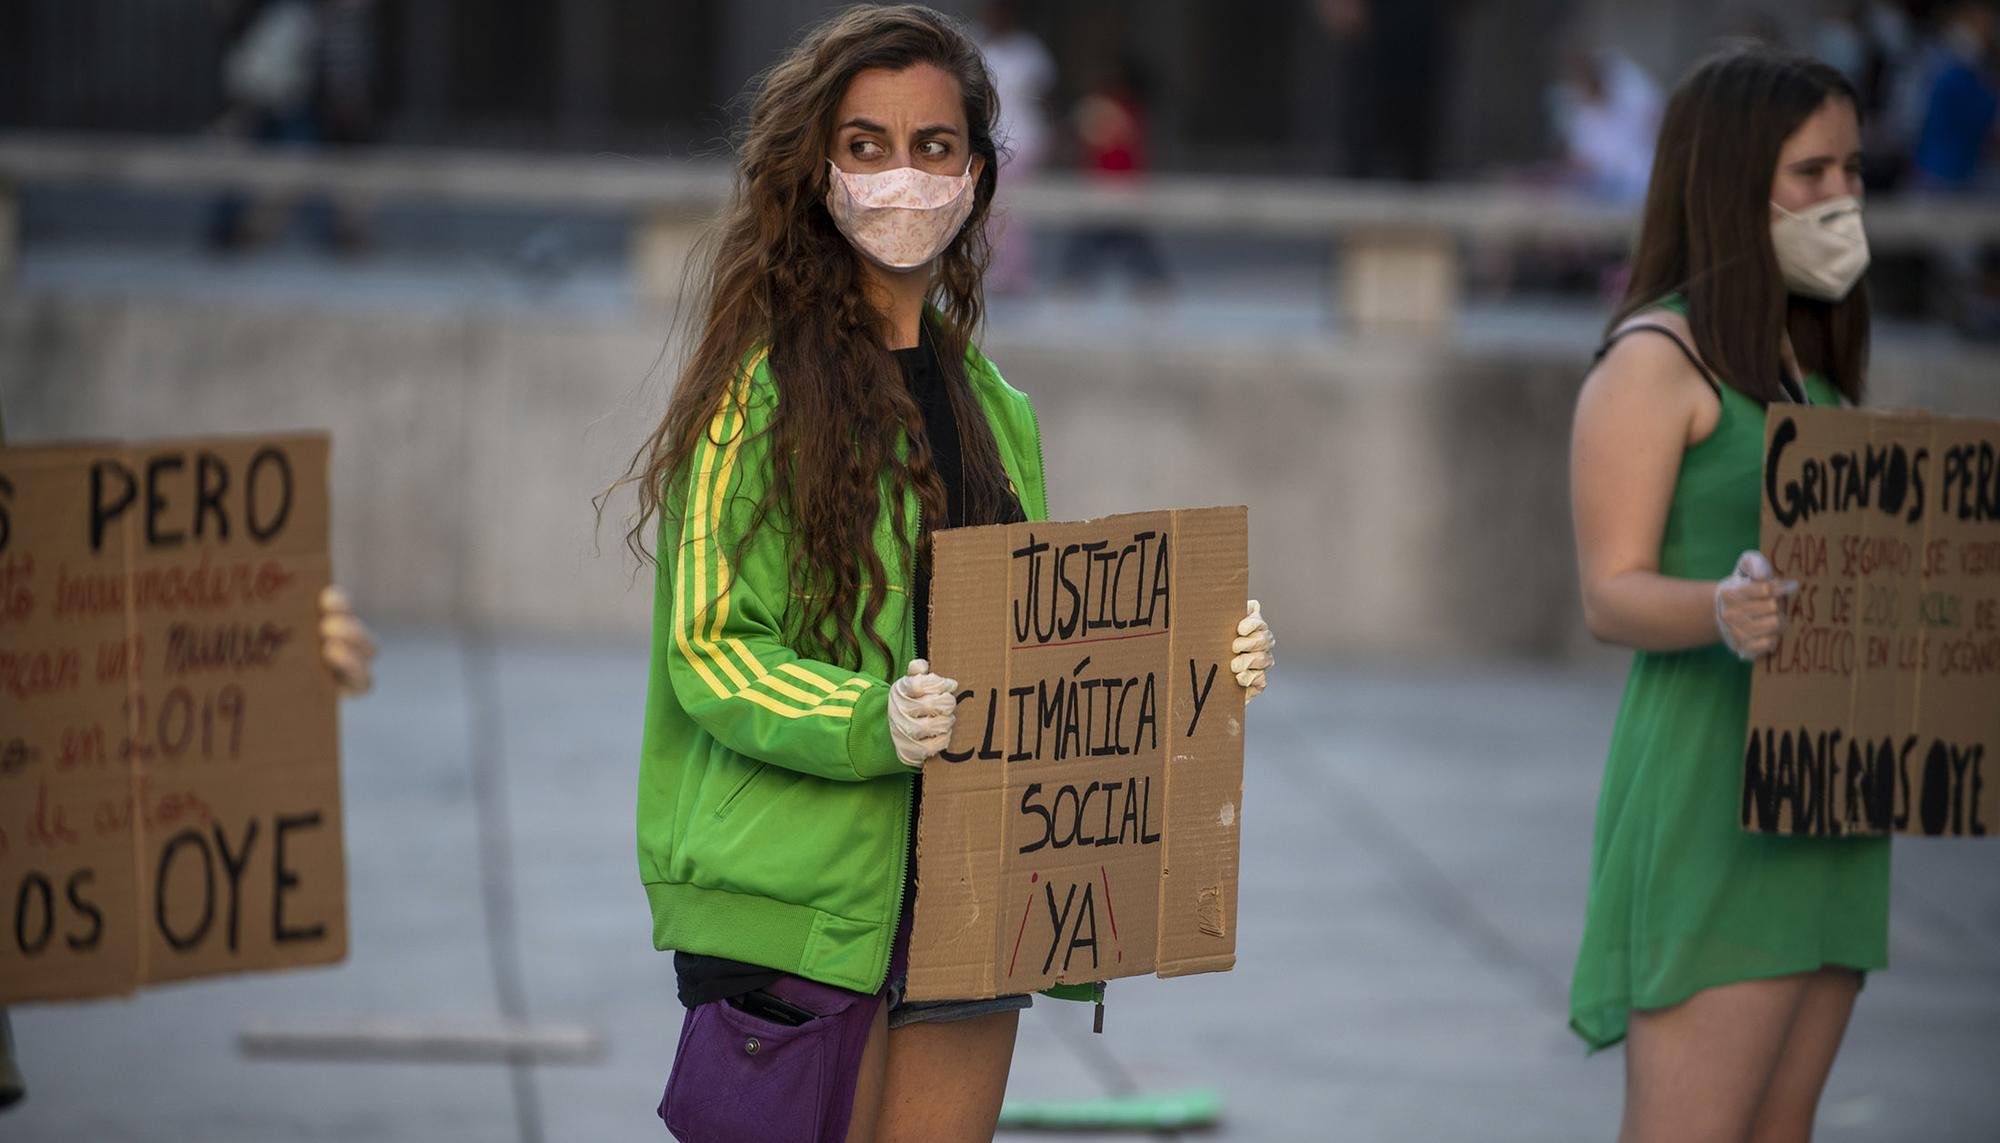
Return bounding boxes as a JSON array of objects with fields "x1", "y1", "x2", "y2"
[{"x1": 824, "y1": 159, "x2": 976, "y2": 271}]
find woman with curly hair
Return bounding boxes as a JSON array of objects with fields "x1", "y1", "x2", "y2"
[{"x1": 616, "y1": 7, "x2": 1274, "y2": 1140}]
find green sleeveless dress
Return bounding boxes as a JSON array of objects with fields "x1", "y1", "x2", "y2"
[{"x1": 1567, "y1": 320, "x2": 1891, "y2": 1051}]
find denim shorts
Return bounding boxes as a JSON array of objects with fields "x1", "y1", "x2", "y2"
[
  {"x1": 884, "y1": 971, "x2": 1031, "y2": 1030},
  {"x1": 873, "y1": 900, "x2": 1032, "y2": 1029}
]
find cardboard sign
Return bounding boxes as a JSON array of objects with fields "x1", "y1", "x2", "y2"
[
  {"x1": 1744, "y1": 406, "x2": 1999, "y2": 838},
  {"x1": 908, "y1": 507, "x2": 1247, "y2": 1001},
  {"x1": 0, "y1": 434, "x2": 346, "y2": 1004}
]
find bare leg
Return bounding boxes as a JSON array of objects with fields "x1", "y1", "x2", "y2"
[
  {"x1": 1621, "y1": 975, "x2": 1810, "y2": 1143},
  {"x1": 875, "y1": 1010, "x2": 1021, "y2": 1143},
  {"x1": 1747, "y1": 968, "x2": 1860, "y2": 1143},
  {"x1": 842, "y1": 1002, "x2": 891, "y2": 1143}
]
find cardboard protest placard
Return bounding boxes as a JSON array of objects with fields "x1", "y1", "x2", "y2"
[
  {"x1": 1744, "y1": 406, "x2": 1999, "y2": 838},
  {"x1": 0, "y1": 434, "x2": 347, "y2": 1004},
  {"x1": 908, "y1": 507, "x2": 1247, "y2": 1001}
]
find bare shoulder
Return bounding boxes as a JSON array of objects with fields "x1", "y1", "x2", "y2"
[
  {"x1": 1614, "y1": 306, "x2": 1693, "y2": 341},
  {"x1": 1592, "y1": 309, "x2": 1709, "y2": 386},
  {"x1": 1579, "y1": 310, "x2": 1721, "y2": 444}
]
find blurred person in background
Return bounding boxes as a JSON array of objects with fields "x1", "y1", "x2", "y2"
[
  {"x1": 1479, "y1": 42, "x2": 1659, "y2": 304},
  {"x1": 207, "y1": 0, "x2": 381, "y2": 254},
  {"x1": 1811, "y1": 3, "x2": 1942, "y2": 318},
  {"x1": 1317, "y1": 0, "x2": 1453, "y2": 182},
  {"x1": 1569, "y1": 48, "x2": 1885, "y2": 1143},
  {"x1": 974, "y1": 0, "x2": 1055, "y2": 295},
  {"x1": 207, "y1": 0, "x2": 317, "y2": 251},
  {"x1": 1549, "y1": 47, "x2": 1664, "y2": 204},
  {"x1": 1059, "y1": 56, "x2": 1171, "y2": 297},
  {"x1": 311, "y1": 0, "x2": 385, "y2": 252},
  {"x1": 612, "y1": 7, "x2": 1271, "y2": 1139},
  {"x1": 1910, "y1": 0, "x2": 1999, "y2": 189},
  {"x1": 1907, "y1": 1, "x2": 2000, "y2": 333},
  {"x1": 214, "y1": 0, "x2": 318, "y2": 145},
  {"x1": 1811, "y1": 0, "x2": 1918, "y2": 187}
]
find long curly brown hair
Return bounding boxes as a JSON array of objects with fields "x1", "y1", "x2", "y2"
[{"x1": 615, "y1": 4, "x2": 1016, "y2": 671}]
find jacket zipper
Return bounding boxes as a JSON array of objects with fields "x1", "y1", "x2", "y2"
[
  {"x1": 873, "y1": 363, "x2": 1062, "y2": 1004},
  {"x1": 876, "y1": 484, "x2": 919, "y2": 994},
  {"x1": 1025, "y1": 397, "x2": 1049, "y2": 519}
]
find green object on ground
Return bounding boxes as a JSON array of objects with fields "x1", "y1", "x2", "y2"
[{"x1": 996, "y1": 1089, "x2": 1222, "y2": 1131}]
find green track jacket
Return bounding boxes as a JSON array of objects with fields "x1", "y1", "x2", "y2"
[{"x1": 638, "y1": 340, "x2": 1049, "y2": 993}]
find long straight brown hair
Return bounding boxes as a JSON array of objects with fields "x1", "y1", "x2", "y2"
[
  {"x1": 612, "y1": 5, "x2": 1015, "y2": 671},
  {"x1": 1615, "y1": 47, "x2": 1870, "y2": 405}
]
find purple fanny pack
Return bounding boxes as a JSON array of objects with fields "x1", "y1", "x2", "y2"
[{"x1": 658, "y1": 974, "x2": 883, "y2": 1143}]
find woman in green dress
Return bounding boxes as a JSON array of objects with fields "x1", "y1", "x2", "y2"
[{"x1": 1569, "y1": 48, "x2": 1885, "y2": 1143}]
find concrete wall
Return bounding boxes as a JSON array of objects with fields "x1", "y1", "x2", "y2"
[{"x1": 5, "y1": 290, "x2": 1997, "y2": 660}]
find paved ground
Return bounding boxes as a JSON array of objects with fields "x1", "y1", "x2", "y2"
[{"x1": 7, "y1": 632, "x2": 1998, "y2": 1142}]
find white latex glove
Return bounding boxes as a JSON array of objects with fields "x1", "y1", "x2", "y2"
[
  {"x1": 1715, "y1": 551, "x2": 1799, "y2": 661},
  {"x1": 888, "y1": 659, "x2": 959, "y2": 767},
  {"x1": 1231, "y1": 600, "x2": 1275, "y2": 701},
  {"x1": 318, "y1": 585, "x2": 377, "y2": 696}
]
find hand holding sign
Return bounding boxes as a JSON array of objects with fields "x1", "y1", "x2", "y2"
[
  {"x1": 317, "y1": 586, "x2": 376, "y2": 696},
  {"x1": 1715, "y1": 551, "x2": 1800, "y2": 660},
  {"x1": 1231, "y1": 600, "x2": 1274, "y2": 699},
  {"x1": 890, "y1": 659, "x2": 959, "y2": 767}
]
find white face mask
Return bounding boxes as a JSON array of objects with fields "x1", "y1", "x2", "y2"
[
  {"x1": 824, "y1": 159, "x2": 977, "y2": 272},
  {"x1": 1770, "y1": 195, "x2": 1870, "y2": 302}
]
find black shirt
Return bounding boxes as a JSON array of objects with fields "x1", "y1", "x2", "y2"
[
  {"x1": 672, "y1": 332, "x2": 1022, "y2": 1007},
  {"x1": 895, "y1": 337, "x2": 959, "y2": 660}
]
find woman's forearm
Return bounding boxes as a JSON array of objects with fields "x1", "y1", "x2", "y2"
[{"x1": 1581, "y1": 570, "x2": 1723, "y2": 653}]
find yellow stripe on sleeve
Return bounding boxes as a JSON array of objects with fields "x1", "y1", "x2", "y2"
[{"x1": 670, "y1": 349, "x2": 865, "y2": 721}]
